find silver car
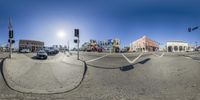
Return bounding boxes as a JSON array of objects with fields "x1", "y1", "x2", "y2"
[
  {"x1": 20, "y1": 49, "x2": 30, "y2": 53},
  {"x1": 36, "y1": 50, "x2": 48, "y2": 59}
]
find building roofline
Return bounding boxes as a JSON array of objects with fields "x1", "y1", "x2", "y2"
[
  {"x1": 167, "y1": 41, "x2": 187, "y2": 43},
  {"x1": 19, "y1": 39, "x2": 44, "y2": 43}
]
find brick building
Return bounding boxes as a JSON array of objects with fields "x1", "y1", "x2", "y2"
[
  {"x1": 19, "y1": 40, "x2": 44, "y2": 52},
  {"x1": 129, "y1": 36, "x2": 159, "y2": 52}
]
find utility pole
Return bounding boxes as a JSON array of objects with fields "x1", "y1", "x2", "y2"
[
  {"x1": 8, "y1": 18, "x2": 14, "y2": 58},
  {"x1": 74, "y1": 29, "x2": 80, "y2": 60}
]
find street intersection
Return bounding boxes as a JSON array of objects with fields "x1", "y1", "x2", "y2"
[{"x1": 0, "y1": 51, "x2": 200, "y2": 100}]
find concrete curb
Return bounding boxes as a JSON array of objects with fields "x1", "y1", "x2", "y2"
[{"x1": 2, "y1": 55, "x2": 87, "y2": 94}]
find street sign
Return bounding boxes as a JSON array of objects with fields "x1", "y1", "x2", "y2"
[{"x1": 74, "y1": 29, "x2": 79, "y2": 37}]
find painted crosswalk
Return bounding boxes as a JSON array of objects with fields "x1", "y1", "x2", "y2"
[{"x1": 122, "y1": 53, "x2": 143, "y2": 64}]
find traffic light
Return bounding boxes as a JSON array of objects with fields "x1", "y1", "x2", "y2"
[
  {"x1": 9, "y1": 30, "x2": 13, "y2": 38},
  {"x1": 188, "y1": 26, "x2": 199, "y2": 32},
  {"x1": 192, "y1": 26, "x2": 199, "y2": 31},
  {"x1": 74, "y1": 29, "x2": 79, "y2": 37},
  {"x1": 74, "y1": 39, "x2": 78, "y2": 43},
  {"x1": 188, "y1": 27, "x2": 191, "y2": 32},
  {"x1": 8, "y1": 39, "x2": 15, "y2": 44}
]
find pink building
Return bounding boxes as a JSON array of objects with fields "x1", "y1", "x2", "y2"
[{"x1": 129, "y1": 36, "x2": 159, "y2": 52}]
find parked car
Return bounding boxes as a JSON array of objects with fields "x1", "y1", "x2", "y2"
[
  {"x1": 97, "y1": 47, "x2": 103, "y2": 52},
  {"x1": 45, "y1": 47, "x2": 59, "y2": 55},
  {"x1": 120, "y1": 48, "x2": 128, "y2": 53},
  {"x1": 86, "y1": 48, "x2": 92, "y2": 52},
  {"x1": 36, "y1": 50, "x2": 48, "y2": 59},
  {"x1": 20, "y1": 49, "x2": 30, "y2": 53}
]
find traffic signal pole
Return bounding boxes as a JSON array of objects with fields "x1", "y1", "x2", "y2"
[
  {"x1": 78, "y1": 35, "x2": 79, "y2": 60},
  {"x1": 74, "y1": 29, "x2": 80, "y2": 60},
  {"x1": 188, "y1": 26, "x2": 200, "y2": 32},
  {"x1": 8, "y1": 18, "x2": 14, "y2": 58},
  {"x1": 9, "y1": 38, "x2": 12, "y2": 58}
]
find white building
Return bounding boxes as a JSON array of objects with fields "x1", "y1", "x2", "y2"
[{"x1": 166, "y1": 41, "x2": 189, "y2": 52}]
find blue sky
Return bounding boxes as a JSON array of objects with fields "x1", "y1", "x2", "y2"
[{"x1": 0, "y1": 0, "x2": 200, "y2": 48}]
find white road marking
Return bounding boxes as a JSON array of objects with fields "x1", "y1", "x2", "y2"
[
  {"x1": 122, "y1": 53, "x2": 132, "y2": 63},
  {"x1": 122, "y1": 53, "x2": 143, "y2": 64},
  {"x1": 184, "y1": 57, "x2": 192, "y2": 59},
  {"x1": 160, "y1": 53, "x2": 165, "y2": 57},
  {"x1": 184, "y1": 56, "x2": 200, "y2": 63},
  {"x1": 86, "y1": 54, "x2": 109, "y2": 63},
  {"x1": 153, "y1": 53, "x2": 165, "y2": 57},
  {"x1": 153, "y1": 53, "x2": 158, "y2": 57}
]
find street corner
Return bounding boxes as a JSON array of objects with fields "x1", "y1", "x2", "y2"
[{"x1": 2, "y1": 53, "x2": 86, "y2": 94}]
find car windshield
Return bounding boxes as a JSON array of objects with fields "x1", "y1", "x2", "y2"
[{"x1": 0, "y1": 0, "x2": 200, "y2": 100}]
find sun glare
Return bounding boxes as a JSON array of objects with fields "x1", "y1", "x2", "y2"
[{"x1": 57, "y1": 30, "x2": 66, "y2": 38}]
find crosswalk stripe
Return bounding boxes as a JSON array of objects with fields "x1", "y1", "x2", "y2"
[
  {"x1": 153, "y1": 53, "x2": 165, "y2": 57},
  {"x1": 86, "y1": 54, "x2": 109, "y2": 63},
  {"x1": 122, "y1": 52, "x2": 143, "y2": 64}
]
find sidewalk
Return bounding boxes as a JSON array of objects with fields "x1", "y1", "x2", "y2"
[{"x1": 3, "y1": 53, "x2": 85, "y2": 93}]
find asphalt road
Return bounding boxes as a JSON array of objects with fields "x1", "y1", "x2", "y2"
[{"x1": 0, "y1": 52, "x2": 200, "y2": 100}]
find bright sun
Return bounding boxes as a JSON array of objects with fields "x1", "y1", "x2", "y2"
[{"x1": 57, "y1": 31, "x2": 66, "y2": 38}]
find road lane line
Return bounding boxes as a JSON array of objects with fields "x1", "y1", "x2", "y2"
[
  {"x1": 184, "y1": 56, "x2": 200, "y2": 63},
  {"x1": 160, "y1": 53, "x2": 165, "y2": 57},
  {"x1": 184, "y1": 57, "x2": 192, "y2": 59},
  {"x1": 122, "y1": 53, "x2": 143, "y2": 64},
  {"x1": 153, "y1": 53, "x2": 159, "y2": 57},
  {"x1": 86, "y1": 54, "x2": 109, "y2": 63},
  {"x1": 131, "y1": 53, "x2": 143, "y2": 63},
  {"x1": 195, "y1": 60, "x2": 200, "y2": 63},
  {"x1": 121, "y1": 54, "x2": 132, "y2": 63},
  {"x1": 153, "y1": 52, "x2": 164, "y2": 57}
]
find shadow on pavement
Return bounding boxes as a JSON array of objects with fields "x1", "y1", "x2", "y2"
[
  {"x1": 119, "y1": 65, "x2": 134, "y2": 71},
  {"x1": 85, "y1": 58, "x2": 151, "y2": 71},
  {"x1": 86, "y1": 63, "x2": 121, "y2": 69},
  {"x1": 138, "y1": 58, "x2": 151, "y2": 64},
  {"x1": 31, "y1": 56, "x2": 37, "y2": 59},
  {"x1": 0, "y1": 59, "x2": 3, "y2": 73},
  {"x1": 0, "y1": 57, "x2": 8, "y2": 74},
  {"x1": 31, "y1": 56, "x2": 48, "y2": 60},
  {"x1": 86, "y1": 63, "x2": 135, "y2": 71}
]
